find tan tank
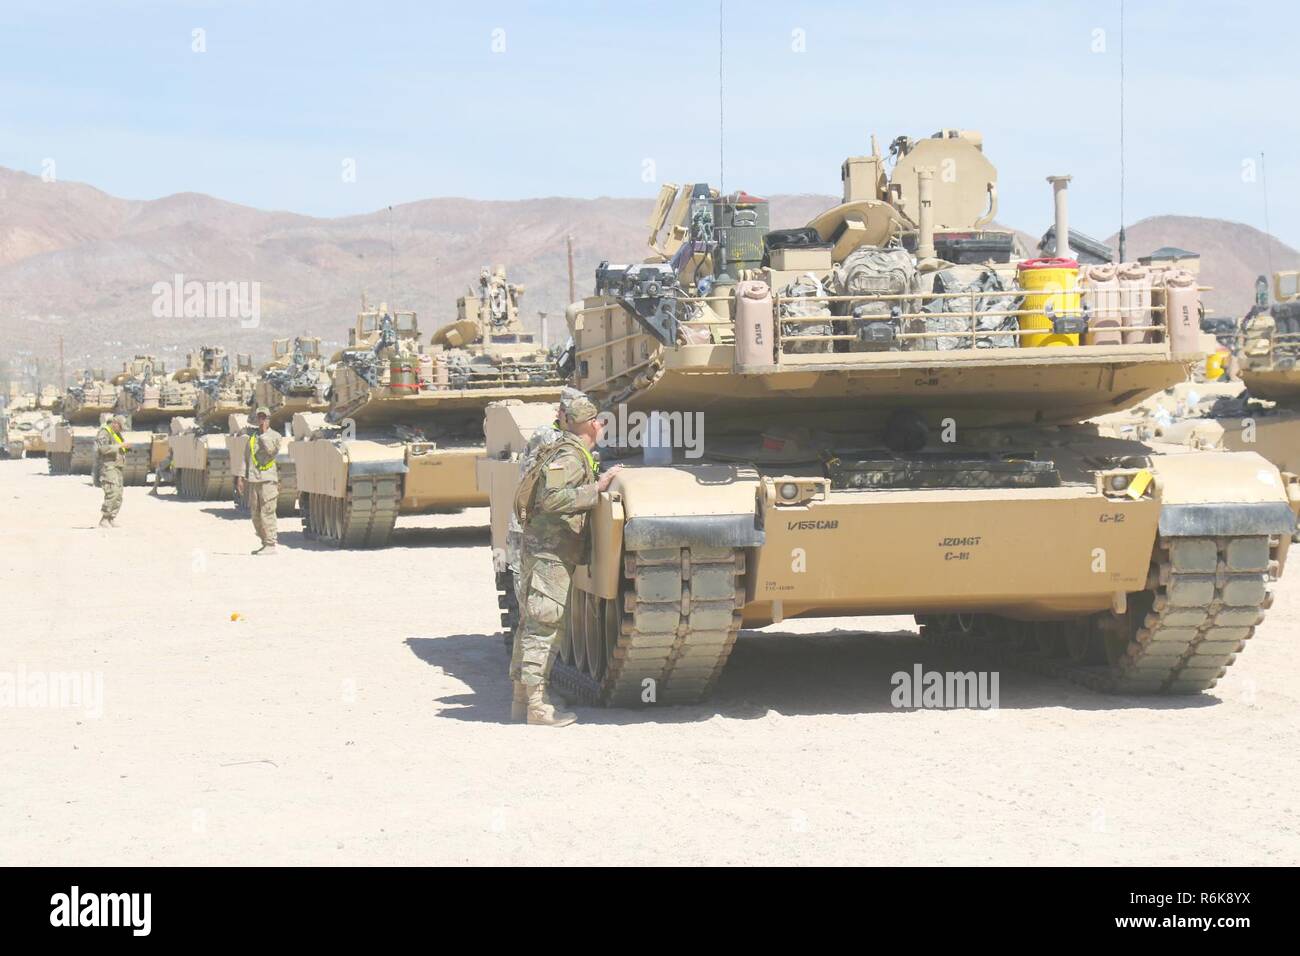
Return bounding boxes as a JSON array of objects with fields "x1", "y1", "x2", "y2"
[
  {"x1": 291, "y1": 278, "x2": 563, "y2": 547},
  {"x1": 47, "y1": 369, "x2": 116, "y2": 474},
  {"x1": 168, "y1": 347, "x2": 258, "y2": 499},
  {"x1": 1, "y1": 391, "x2": 57, "y2": 459},
  {"x1": 225, "y1": 337, "x2": 333, "y2": 515},
  {"x1": 110, "y1": 354, "x2": 194, "y2": 483},
  {"x1": 482, "y1": 130, "x2": 1299, "y2": 706}
]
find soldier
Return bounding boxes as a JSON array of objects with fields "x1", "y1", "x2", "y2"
[
  {"x1": 96, "y1": 414, "x2": 128, "y2": 527},
  {"x1": 236, "y1": 405, "x2": 282, "y2": 555},
  {"x1": 509, "y1": 389, "x2": 622, "y2": 726}
]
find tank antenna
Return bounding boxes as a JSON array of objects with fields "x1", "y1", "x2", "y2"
[
  {"x1": 1117, "y1": 0, "x2": 1126, "y2": 262},
  {"x1": 387, "y1": 205, "x2": 395, "y2": 304},
  {"x1": 718, "y1": 0, "x2": 725, "y2": 195},
  {"x1": 1261, "y1": 151, "x2": 1274, "y2": 279}
]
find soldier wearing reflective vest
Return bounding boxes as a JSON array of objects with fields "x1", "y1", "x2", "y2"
[
  {"x1": 236, "y1": 405, "x2": 282, "y2": 555},
  {"x1": 509, "y1": 388, "x2": 622, "y2": 726},
  {"x1": 95, "y1": 414, "x2": 128, "y2": 527}
]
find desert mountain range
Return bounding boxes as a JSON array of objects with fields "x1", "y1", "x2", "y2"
[{"x1": 1, "y1": 165, "x2": 1296, "y2": 387}]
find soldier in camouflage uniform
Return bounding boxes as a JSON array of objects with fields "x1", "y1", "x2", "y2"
[
  {"x1": 96, "y1": 414, "x2": 128, "y2": 527},
  {"x1": 509, "y1": 388, "x2": 622, "y2": 726},
  {"x1": 236, "y1": 405, "x2": 282, "y2": 555}
]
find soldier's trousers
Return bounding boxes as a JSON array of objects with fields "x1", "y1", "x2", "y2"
[
  {"x1": 248, "y1": 480, "x2": 278, "y2": 546},
  {"x1": 100, "y1": 464, "x2": 123, "y2": 519},
  {"x1": 509, "y1": 554, "x2": 572, "y2": 686}
]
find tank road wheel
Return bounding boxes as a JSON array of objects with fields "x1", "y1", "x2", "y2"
[
  {"x1": 548, "y1": 546, "x2": 746, "y2": 708},
  {"x1": 923, "y1": 535, "x2": 1277, "y2": 695}
]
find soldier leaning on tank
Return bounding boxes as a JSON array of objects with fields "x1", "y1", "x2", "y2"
[
  {"x1": 95, "y1": 414, "x2": 128, "y2": 528},
  {"x1": 509, "y1": 389, "x2": 623, "y2": 726},
  {"x1": 235, "y1": 405, "x2": 282, "y2": 555}
]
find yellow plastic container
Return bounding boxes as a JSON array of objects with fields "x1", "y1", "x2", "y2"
[
  {"x1": 1205, "y1": 349, "x2": 1228, "y2": 381},
  {"x1": 1018, "y1": 258, "x2": 1081, "y2": 347}
]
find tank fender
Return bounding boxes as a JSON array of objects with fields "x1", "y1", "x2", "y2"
[
  {"x1": 1153, "y1": 451, "x2": 1296, "y2": 537},
  {"x1": 612, "y1": 464, "x2": 764, "y2": 550}
]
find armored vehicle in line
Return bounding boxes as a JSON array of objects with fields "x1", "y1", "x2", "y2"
[
  {"x1": 110, "y1": 354, "x2": 194, "y2": 483},
  {"x1": 292, "y1": 278, "x2": 563, "y2": 547},
  {"x1": 225, "y1": 337, "x2": 333, "y2": 515},
  {"x1": 2, "y1": 388, "x2": 59, "y2": 459},
  {"x1": 48, "y1": 370, "x2": 117, "y2": 474},
  {"x1": 483, "y1": 130, "x2": 1298, "y2": 706},
  {"x1": 169, "y1": 347, "x2": 258, "y2": 499}
]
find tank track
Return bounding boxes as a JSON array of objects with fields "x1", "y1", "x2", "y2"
[
  {"x1": 276, "y1": 463, "x2": 298, "y2": 516},
  {"x1": 300, "y1": 475, "x2": 400, "y2": 547},
  {"x1": 176, "y1": 451, "x2": 233, "y2": 500},
  {"x1": 496, "y1": 570, "x2": 519, "y2": 651},
  {"x1": 70, "y1": 439, "x2": 96, "y2": 474},
  {"x1": 549, "y1": 546, "x2": 746, "y2": 707},
  {"x1": 47, "y1": 452, "x2": 71, "y2": 475},
  {"x1": 920, "y1": 534, "x2": 1278, "y2": 694},
  {"x1": 121, "y1": 447, "x2": 152, "y2": 486}
]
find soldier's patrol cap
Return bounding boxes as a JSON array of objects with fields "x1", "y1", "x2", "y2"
[
  {"x1": 110, "y1": 413, "x2": 126, "y2": 425},
  {"x1": 255, "y1": 405, "x2": 272, "y2": 417},
  {"x1": 558, "y1": 388, "x2": 598, "y2": 424}
]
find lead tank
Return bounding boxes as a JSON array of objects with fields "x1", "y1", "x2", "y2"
[
  {"x1": 292, "y1": 277, "x2": 563, "y2": 547},
  {"x1": 483, "y1": 130, "x2": 1298, "y2": 706},
  {"x1": 2, "y1": 387, "x2": 59, "y2": 459},
  {"x1": 169, "y1": 347, "x2": 257, "y2": 499}
]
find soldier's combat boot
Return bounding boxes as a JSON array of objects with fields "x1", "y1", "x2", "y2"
[
  {"x1": 511, "y1": 681, "x2": 528, "y2": 721},
  {"x1": 525, "y1": 683, "x2": 576, "y2": 727},
  {"x1": 256, "y1": 545, "x2": 277, "y2": 556},
  {"x1": 99, "y1": 517, "x2": 111, "y2": 528},
  {"x1": 251, "y1": 544, "x2": 265, "y2": 555}
]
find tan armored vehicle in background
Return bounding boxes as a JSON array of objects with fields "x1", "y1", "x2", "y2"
[
  {"x1": 225, "y1": 337, "x2": 333, "y2": 515},
  {"x1": 482, "y1": 130, "x2": 1298, "y2": 706},
  {"x1": 169, "y1": 347, "x2": 257, "y2": 499},
  {"x1": 48, "y1": 370, "x2": 117, "y2": 474},
  {"x1": 292, "y1": 277, "x2": 562, "y2": 547},
  {"x1": 2, "y1": 387, "x2": 59, "y2": 459},
  {"x1": 109, "y1": 354, "x2": 192, "y2": 483}
]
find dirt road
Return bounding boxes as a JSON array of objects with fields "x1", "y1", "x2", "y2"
[{"x1": 2, "y1": 457, "x2": 1297, "y2": 865}]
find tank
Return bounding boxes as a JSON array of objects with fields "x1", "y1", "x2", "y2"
[
  {"x1": 111, "y1": 354, "x2": 194, "y2": 484},
  {"x1": 47, "y1": 369, "x2": 116, "y2": 474},
  {"x1": 1, "y1": 390, "x2": 58, "y2": 459},
  {"x1": 482, "y1": 130, "x2": 1299, "y2": 706},
  {"x1": 291, "y1": 276, "x2": 563, "y2": 547},
  {"x1": 226, "y1": 337, "x2": 333, "y2": 515},
  {"x1": 168, "y1": 347, "x2": 258, "y2": 500}
]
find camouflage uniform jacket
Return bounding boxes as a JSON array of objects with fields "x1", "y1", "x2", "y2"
[
  {"x1": 243, "y1": 428, "x2": 282, "y2": 483},
  {"x1": 95, "y1": 423, "x2": 126, "y2": 467},
  {"x1": 520, "y1": 430, "x2": 600, "y2": 567}
]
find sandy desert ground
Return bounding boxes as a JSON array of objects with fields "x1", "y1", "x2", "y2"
[{"x1": 1, "y1": 456, "x2": 1297, "y2": 866}]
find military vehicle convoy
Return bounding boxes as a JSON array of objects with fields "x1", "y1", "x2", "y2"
[
  {"x1": 292, "y1": 275, "x2": 563, "y2": 547},
  {"x1": 483, "y1": 130, "x2": 1299, "y2": 706},
  {"x1": 48, "y1": 371, "x2": 117, "y2": 474},
  {"x1": 169, "y1": 347, "x2": 257, "y2": 499},
  {"x1": 226, "y1": 337, "x2": 333, "y2": 515}
]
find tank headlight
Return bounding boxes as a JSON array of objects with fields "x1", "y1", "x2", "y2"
[
  {"x1": 1109, "y1": 475, "x2": 1129, "y2": 492},
  {"x1": 779, "y1": 482, "x2": 800, "y2": 501}
]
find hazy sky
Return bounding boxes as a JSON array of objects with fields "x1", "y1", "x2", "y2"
[{"x1": 2, "y1": 0, "x2": 1296, "y2": 246}]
